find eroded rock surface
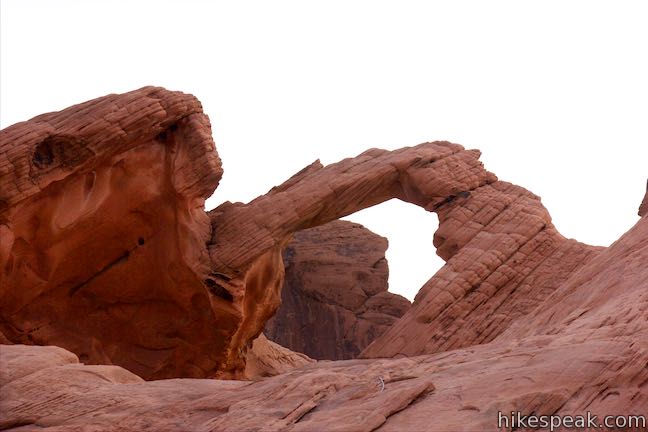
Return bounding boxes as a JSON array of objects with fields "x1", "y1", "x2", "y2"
[
  {"x1": 264, "y1": 220, "x2": 410, "y2": 360},
  {"x1": 2, "y1": 215, "x2": 647, "y2": 431}
]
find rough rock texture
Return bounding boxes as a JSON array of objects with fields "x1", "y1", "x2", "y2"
[
  {"x1": 264, "y1": 220, "x2": 410, "y2": 360},
  {"x1": 244, "y1": 334, "x2": 314, "y2": 379},
  {"x1": 2, "y1": 215, "x2": 647, "y2": 431}
]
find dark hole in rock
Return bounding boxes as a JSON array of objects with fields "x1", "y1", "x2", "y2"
[
  {"x1": 155, "y1": 130, "x2": 168, "y2": 142},
  {"x1": 31, "y1": 135, "x2": 91, "y2": 170},
  {"x1": 32, "y1": 139, "x2": 56, "y2": 168},
  {"x1": 204, "y1": 279, "x2": 233, "y2": 301},
  {"x1": 138, "y1": 237, "x2": 145, "y2": 246}
]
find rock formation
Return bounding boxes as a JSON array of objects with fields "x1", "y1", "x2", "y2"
[
  {"x1": 264, "y1": 220, "x2": 410, "y2": 360},
  {"x1": 2, "y1": 87, "x2": 647, "y2": 430},
  {"x1": 0, "y1": 88, "x2": 229, "y2": 380},
  {"x1": 0, "y1": 87, "x2": 626, "y2": 383},
  {"x1": 2, "y1": 214, "x2": 647, "y2": 430},
  {"x1": 360, "y1": 181, "x2": 602, "y2": 359}
]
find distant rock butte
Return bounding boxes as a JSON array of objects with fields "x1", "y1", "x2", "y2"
[
  {"x1": 2, "y1": 215, "x2": 647, "y2": 430},
  {"x1": 264, "y1": 220, "x2": 410, "y2": 360}
]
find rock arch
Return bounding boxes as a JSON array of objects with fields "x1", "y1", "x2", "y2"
[
  {"x1": 207, "y1": 139, "x2": 601, "y2": 374},
  {"x1": 0, "y1": 87, "x2": 601, "y2": 379}
]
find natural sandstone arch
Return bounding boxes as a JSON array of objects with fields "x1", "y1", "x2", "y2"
[
  {"x1": 0, "y1": 87, "x2": 602, "y2": 379},
  {"x1": 207, "y1": 141, "x2": 602, "y2": 373}
]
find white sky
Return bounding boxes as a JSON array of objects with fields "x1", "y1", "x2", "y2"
[{"x1": 2, "y1": 1, "x2": 646, "y2": 301}]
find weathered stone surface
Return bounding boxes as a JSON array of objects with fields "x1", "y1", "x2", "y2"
[
  {"x1": 264, "y1": 220, "x2": 410, "y2": 360},
  {"x1": 2, "y1": 215, "x2": 647, "y2": 430}
]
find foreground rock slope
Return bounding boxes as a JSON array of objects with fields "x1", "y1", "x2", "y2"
[
  {"x1": 2, "y1": 213, "x2": 647, "y2": 430},
  {"x1": 264, "y1": 220, "x2": 410, "y2": 360}
]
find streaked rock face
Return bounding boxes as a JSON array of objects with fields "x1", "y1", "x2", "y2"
[{"x1": 264, "y1": 220, "x2": 410, "y2": 360}]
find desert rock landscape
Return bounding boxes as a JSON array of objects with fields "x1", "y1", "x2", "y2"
[{"x1": 0, "y1": 87, "x2": 646, "y2": 431}]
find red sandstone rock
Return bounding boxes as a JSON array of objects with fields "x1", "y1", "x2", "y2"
[
  {"x1": 2, "y1": 215, "x2": 647, "y2": 430},
  {"x1": 0, "y1": 87, "x2": 228, "y2": 379},
  {"x1": 264, "y1": 220, "x2": 410, "y2": 360},
  {"x1": 0, "y1": 87, "x2": 616, "y2": 382},
  {"x1": 361, "y1": 181, "x2": 602, "y2": 359},
  {"x1": 3, "y1": 88, "x2": 489, "y2": 379}
]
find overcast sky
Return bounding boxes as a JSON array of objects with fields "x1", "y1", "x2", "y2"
[{"x1": 2, "y1": 1, "x2": 646, "y2": 300}]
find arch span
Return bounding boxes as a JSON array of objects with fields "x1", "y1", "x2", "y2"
[
  {"x1": 1, "y1": 87, "x2": 602, "y2": 380},
  {"x1": 208, "y1": 142, "x2": 601, "y2": 374}
]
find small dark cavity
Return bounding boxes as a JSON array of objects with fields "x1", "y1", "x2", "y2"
[
  {"x1": 33, "y1": 139, "x2": 56, "y2": 167},
  {"x1": 204, "y1": 279, "x2": 233, "y2": 301},
  {"x1": 155, "y1": 130, "x2": 168, "y2": 142},
  {"x1": 32, "y1": 135, "x2": 91, "y2": 170},
  {"x1": 138, "y1": 237, "x2": 145, "y2": 246},
  {"x1": 433, "y1": 191, "x2": 472, "y2": 211},
  {"x1": 209, "y1": 271, "x2": 232, "y2": 281}
]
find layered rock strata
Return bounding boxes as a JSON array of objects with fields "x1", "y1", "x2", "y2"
[{"x1": 264, "y1": 220, "x2": 410, "y2": 360}]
